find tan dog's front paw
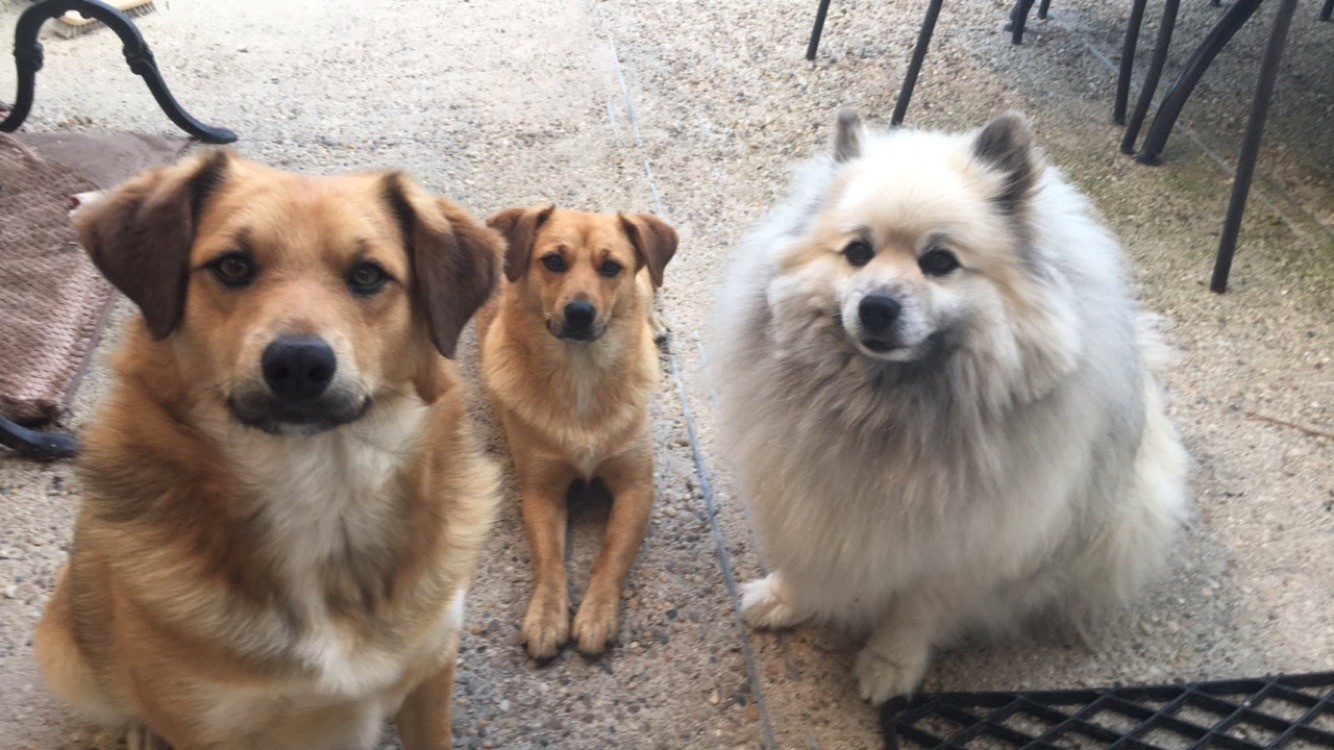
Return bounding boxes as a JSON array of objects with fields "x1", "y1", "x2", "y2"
[
  {"x1": 571, "y1": 591, "x2": 620, "y2": 656},
  {"x1": 522, "y1": 592, "x2": 570, "y2": 660},
  {"x1": 853, "y1": 643, "x2": 928, "y2": 705}
]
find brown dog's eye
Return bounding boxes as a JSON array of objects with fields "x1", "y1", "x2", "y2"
[
  {"x1": 541, "y1": 254, "x2": 566, "y2": 273},
  {"x1": 598, "y1": 260, "x2": 623, "y2": 278},
  {"x1": 347, "y1": 261, "x2": 389, "y2": 296},
  {"x1": 842, "y1": 240, "x2": 875, "y2": 267},
  {"x1": 210, "y1": 253, "x2": 256, "y2": 289},
  {"x1": 919, "y1": 248, "x2": 961, "y2": 277}
]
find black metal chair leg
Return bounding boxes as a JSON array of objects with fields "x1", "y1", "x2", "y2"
[
  {"x1": 0, "y1": 415, "x2": 78, "y2": 462},
  {"x1": 1114, "y1": 0, "x2": 1150, "y2": 125},
  {"x1": 1136, "y1": 0, "x2": 1262, "y2": 164},
  {"x1": 1009, "y1": 0, "x2": 1039, "y2": 44},
  {"x1": 0, "y1": 0, "x2": 236, "y2": 143},
  {"x1": 807, "y1": 0, "x2": 834, "y2": 60},
  {"x1": 1321, "y1": 0, "x2": 1332, "y2": 22},
  {"x1": 1037, "y1": 0, "x2": 1052, "y2": 20},
  {"x1": 892, "y1": 0, "x2": 945, "y2": 126},
  {"x1": 1211, "y1": 0, "x2": 1298, "y2": 293},
  {"x1": 1120, "y1": 0, "x2": 1180, "y2": 154}
]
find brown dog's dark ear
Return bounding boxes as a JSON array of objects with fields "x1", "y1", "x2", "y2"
[
  {"x1": 382, "y1": 173, "x2": 502, "y2": 360},
  {"x1": 74, "y1": 149, "x2": 230, "y2": 338},
  {"x1": 486, "y1": 204, "x2": 555, "y2": 282},
  {"x1": 617, "y1": 212, "x2": 678, "y2": 288}
]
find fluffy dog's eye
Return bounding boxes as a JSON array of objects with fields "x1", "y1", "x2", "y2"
[
  {"x1": 842, "y1": 240, "x2": 875, "y2": 267},
  {"x1": 598, "y1": 260, "x2": 623, "y2": 278},
  {"x1": 347, "y1": 262, "x2": 389, "y2": 296},
  {"x1": 541, "y1": 254, "x2": 566, "y2": 273},
  {"x1": 919, "y1": 248, "x2": 960, "y2": 277},
  {"x1": 210, "y1": 253, "x2": 256, "y2": 289}
]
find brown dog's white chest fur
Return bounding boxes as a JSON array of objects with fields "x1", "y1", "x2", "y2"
[{"x1": 481, "y1": 292, "x2": 657, "y2": 477}]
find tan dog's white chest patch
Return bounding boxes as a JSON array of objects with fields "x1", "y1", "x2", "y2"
[
  {"x1": 217, "y1": 398, "x2": 444, "y2": 698},
  {"x1": 482, "y1": 333, "x2": 649, "y2": 477}
]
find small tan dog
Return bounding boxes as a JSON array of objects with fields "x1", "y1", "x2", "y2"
[
  {"x1": 36, "y1": 151, "x2": 503, "y2": 749},
  {"x1": 477, "y1": 206, "x2": 676, "y2": 659}
]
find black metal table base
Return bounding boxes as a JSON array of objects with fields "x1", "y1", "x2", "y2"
[
  {"x1": 0, "y1": 0, "x2": 236, "y2": 143},
  {"x1": 1133, "y1": 0, "x2": 1263, "y2": 165},
  {"x1": 1210, "y1": 0, "x2": 1299, "y2": 292},
  {"x1": 807, "y1": 0, "x2": 1149, "y2": 129},
  {"x1": 0, "y1": 416, "x2": 78, "y2": 462}
]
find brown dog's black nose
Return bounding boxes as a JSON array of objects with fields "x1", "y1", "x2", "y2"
[
  {"x1": 563, "y1": 301, "x2": 597, "y2": 333},
  {"x1": 262, "y1": 338, "x2": 336, "y2": 401},
  {"x1": 858, "y1": 295, "x2": 901, "y2": 333}
]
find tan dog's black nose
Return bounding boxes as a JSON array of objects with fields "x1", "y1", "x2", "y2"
[
  {"x1": 563, "y1": 301, "x2": 597, "y2": 334},
  {"x1": 262, "y1": 338, "x2": 336, "y2": 401}
]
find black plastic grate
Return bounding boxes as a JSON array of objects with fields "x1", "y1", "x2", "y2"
[{"x1": 881, "y1": 671, "x2": 1334, "y2": 750}]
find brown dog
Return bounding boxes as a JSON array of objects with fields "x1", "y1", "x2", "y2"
[
  {"x1": 477, "y1": 206, "x2": 676, "y2": 659},
  {"x1": 34, "y1": 151, "x2": 503, "y2": 749}
]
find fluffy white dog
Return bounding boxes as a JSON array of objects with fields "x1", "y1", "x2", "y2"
[{"x1": 711, "y1": 111, "x2": 1189, "y2": 704}]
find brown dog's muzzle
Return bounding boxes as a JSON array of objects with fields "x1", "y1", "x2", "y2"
[
  {"x1": 552, "y1": 299, "x2": 602, "y2": 343},
  {"x1": 226, "y1": 335, "x2": 370, "y2": 436}
]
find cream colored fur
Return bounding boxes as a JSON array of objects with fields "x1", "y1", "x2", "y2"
[{"x1": 711, "y1": 112, "x2": 1189, "y2": 704}]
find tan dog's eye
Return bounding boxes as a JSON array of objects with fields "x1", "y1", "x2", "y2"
[
  {"x1": 209, "y1": 253, "x2": 257, "y2": 289},
  {"x1": 541, "y1": 254, "x2": 566, "y2": 273},
  {"x1": 598, "y1": 260, "x2": 623, "y2": 278},
  {"x1": 347, "y1": 261, "x2": 390, "y2": 296}
]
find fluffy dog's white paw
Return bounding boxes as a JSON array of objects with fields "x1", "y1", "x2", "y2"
[
  {"x1": 740, "y1": 573, "x2": 805, "y2": 629},
  {"x1": 853, "y1": 644, "x2": 928, "y2": 705}
]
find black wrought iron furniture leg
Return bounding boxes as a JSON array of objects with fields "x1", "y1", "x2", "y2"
[
  {"x1": 892, "y1": 0, "x2": 945, "y2": 126},
  {"x1": 0, "y1": 415, "x2": 78, "y2": 462},
  {"x1": 1135, "y1": 0, "x2": 1262, "y2": 164},
  {"x1": 0, "y1": 0, "x2": 236, "y2": 143},
  {"x1": 1114, "y1": 0, "x2": 1150, "y2": 124},
  {"x1": 1037, "y1": 0, "x2": 1052, "y2": 20},
  {"x1": 1211, "y1": 0, "x2": 1298, "y2": 293},
  {"x1": 807, "y1": 0, "x2": 834, "y2": 60},
  {"x1": 1009, "y1": 0, "x2": 1039, "y2": 44},
  {"x1": 1120, "y1": 0, "x2": 1180, "y2": 154},
  {"x1": 1321, "y1": 0, "x2": 1332, "y2": 22}
]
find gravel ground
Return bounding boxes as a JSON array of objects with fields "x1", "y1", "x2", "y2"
[{"x1": 0, "y1": 0, "x2": 1329, "y2": 748}]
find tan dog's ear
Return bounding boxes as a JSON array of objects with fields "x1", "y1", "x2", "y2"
[
  {"x1": 382, "y1": 173, "x2": 502, "y2": 360},
  {"x1": 617, "y1": 213, "x2": 678, "y2": 288},
  {"x1": 486, "y1": 204, "x2": 555, "y2": 282},
  {"x1": 75, "y1": 149, "x2": 230, "y2": 338}
]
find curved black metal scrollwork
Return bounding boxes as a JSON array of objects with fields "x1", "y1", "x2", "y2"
[{"x1": 0, "y1": 0, "x2": 236, "y2": 143}]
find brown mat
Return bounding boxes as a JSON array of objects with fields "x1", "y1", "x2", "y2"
[{"x1": 0, "y1": 132, "x2": 190, "y2": 425}]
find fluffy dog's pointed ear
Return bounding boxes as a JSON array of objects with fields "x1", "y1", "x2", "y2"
[
  {"x1": 618, "y1": 212, "x2": 678, "y2": 289},
  {"x1": 972, "y1": 112, "x2": 1038, "y2": 214},
  {"x1": 74, "y1": 149, "x2": 230, "y2": 338},
  {"x1": 833, "y1": 109, "x2": 863, "y2": 163},
  {"x1": 382, "y1": 173, "x2": 502, "y2": 360},
  {"x1": 486, "y1": 204, "x2": 555, "y2": 283}
]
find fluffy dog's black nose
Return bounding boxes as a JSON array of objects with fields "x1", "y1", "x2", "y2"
[
  {"x1": 858, "y1": 295, "x2": 901, "y2": 333},
  {"x1": 262, "y1": 338, "x2": 337, "y2": 401},
  {"x1": 564, "y1": 301, "x2": 597, "y2": 332}
]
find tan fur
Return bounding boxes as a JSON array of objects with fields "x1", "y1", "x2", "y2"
[
  {"x1": 35, "y1": 152, "x2": 503, "y2": 749},
  {"x1": 478, "y1": 207, "x2": 676, "y2": 659}
]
